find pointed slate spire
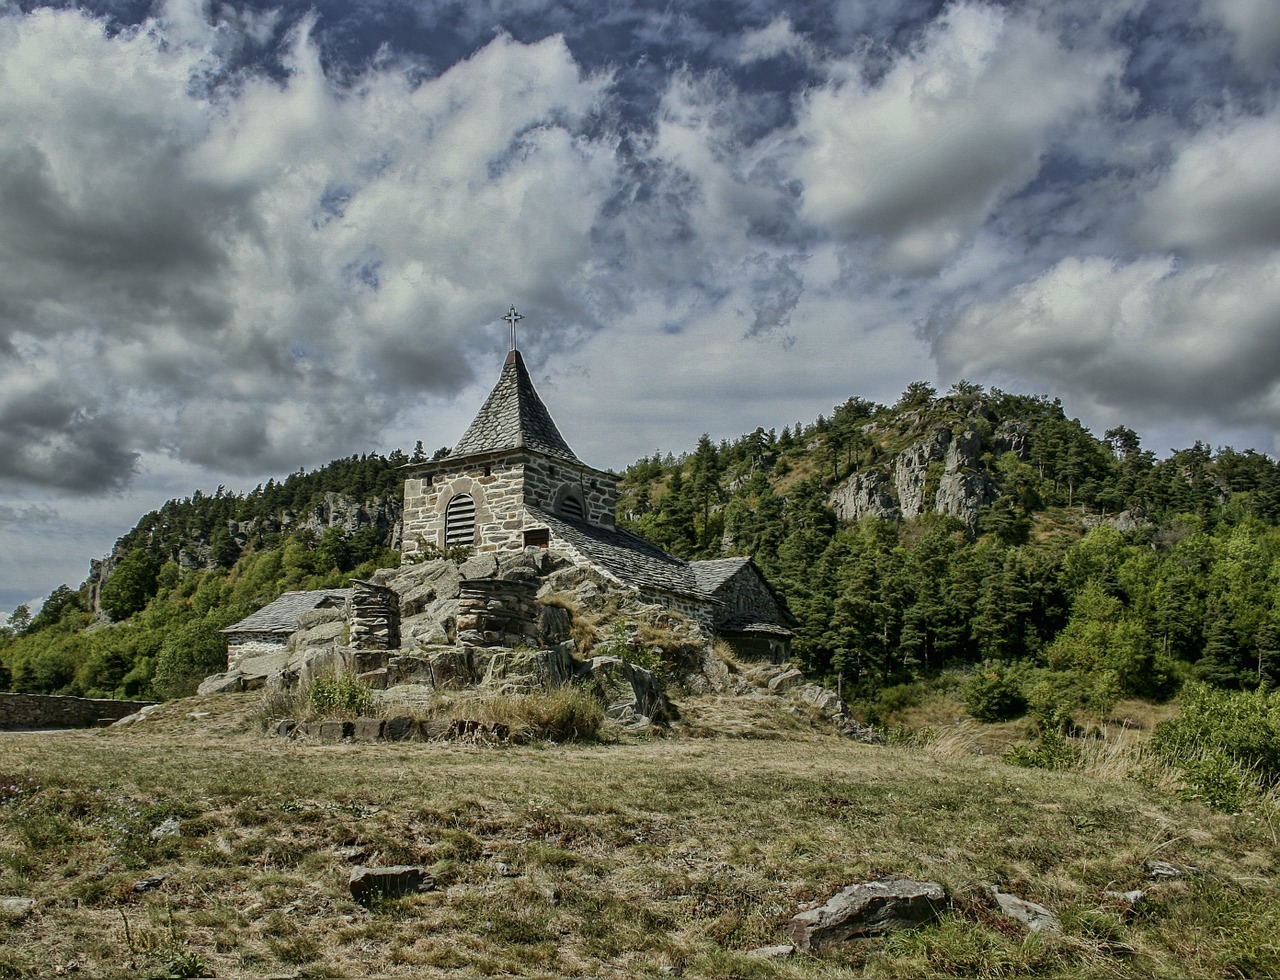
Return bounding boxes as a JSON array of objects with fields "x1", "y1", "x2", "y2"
[{"x1": 448, "y1": 350, "x2": 581, "y2": 463}]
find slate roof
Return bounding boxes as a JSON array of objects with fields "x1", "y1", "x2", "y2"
[
  {"x1": 448, "y1": 350, "x2": 581, "y2": 463},
  {"x1": 528, "y1": 507, "x2": 713, "y2": 601},
  {"x1": 689, "y1": 557, "x2": 751, "y2": 594},
  {"x1": 220, "y1": 590, "x2": 352, "y2": 635}
]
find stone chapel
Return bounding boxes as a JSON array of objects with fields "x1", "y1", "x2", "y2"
[{"x1": 400, "y1": 325, "x2": 795, "y2": 661}]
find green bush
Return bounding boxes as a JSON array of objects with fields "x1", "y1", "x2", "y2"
[
  {"x1": 1153, "y1": 682, "x2": 1280, "y2": 811},
  {"x1": 307, "y1": 672, "x2": 376, "y2": 719},
  {"x1": 962, "y1": 662, "x2": 1027, "y2": 722}
]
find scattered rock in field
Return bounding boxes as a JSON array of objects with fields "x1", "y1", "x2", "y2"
[
  {"x1": 788, "y1": 878, "x2": 946, "y2": 949},
  {"x1": 1105, "y1": 888, "x2": 1147, "y2": 913},
  {"x1": 0, "y1": 897, "x2": 35, "y2": 920},
  {"x1": 110, "y1": 704, "x2": 161, "y2": 727},
  {"x1": 988, "y1": 887, "x2": 1061, "y2": 933},
  {"x1": 149, "y1": 817, "x2": 181, "y2": 839},
  {"x1": 494, "y1": 862, "x2": 518, "y2": 877},
  {"x1": 349, "y1": 865, "x2": 433, "y2": 906},
  {"x1": 746, "y1": 944, "x2": 795, "y2": 959},
  {"x1": 580, "y1": 655, "x2": 673, "y2": 723},
  {"x1": 1146, "y1": 860, "x2": 1198, "y2": 880},
  {"x1": 132, "y1": 876, "x2": 166, "y2": 893}
]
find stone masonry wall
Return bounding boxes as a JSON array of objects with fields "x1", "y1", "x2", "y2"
[
  {"x1": 714, "y1": 566, "x2": 786, "y2": 629},
  {"x1": 402, "y1": 453, "x2": 618, "y2": 559},
  {"x1": 0, "y1": 693, "x2": 156, "y2": 730},
  {"x1": 456, "y1": 579, "x2": 540, "y2": 647}
]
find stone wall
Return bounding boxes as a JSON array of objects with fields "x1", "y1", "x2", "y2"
[
  {"x1": 713, "y1": 565, "x2": 787, "y2": 630},
  {"x1": 402, "y1": 452, "x2": 618, "y2": 559},
  {"x1": 456, "y1": 579, "x2": 540, "y2": 647},
  {"x1": 225, "y1": 632, "x2": 288, "y2": 672},
  {"x1": 0, "y1": 693, "x2": 155, "y2": 730},
  {"x1": 349, "y1": 580, "x2": 400, "y2": 650}
]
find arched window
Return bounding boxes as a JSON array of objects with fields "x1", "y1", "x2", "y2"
[
  {"x1": 445, "y1": 493, "x2": 476, "y2": 546},
  {"x1": 559, "y1": 493, "x2": 584, "y2": 520}
]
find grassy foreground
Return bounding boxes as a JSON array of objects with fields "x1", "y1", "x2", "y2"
[{"x1": 1, "y1": 694, "x2": 1278, "y2": 979}]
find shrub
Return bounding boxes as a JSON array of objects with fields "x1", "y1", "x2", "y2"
[
  {"x1": 962, "y1": 662, "x2": 1027, "y2": 722},
  {"x1": 307, "y1": 671, "x2": 376, "y2": 719},
  {"x1": 1153, "y1": 682, "x2": 1280, "y2": 811}
]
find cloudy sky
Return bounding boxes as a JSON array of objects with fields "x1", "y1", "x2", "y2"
[{"x1": 2, "y1": 0, "x2": 1279, "y2": 615}]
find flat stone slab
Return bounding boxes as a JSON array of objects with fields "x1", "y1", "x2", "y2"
[
  {"x1": 788, "y1": 879, "x2": 946, "y2": 949},
  {"x1": 989, "y1": 887, "x2": 1061, "y2": 933},
  {"x1": 349, "y1": 865, "x2": 434, "y2": 906}
]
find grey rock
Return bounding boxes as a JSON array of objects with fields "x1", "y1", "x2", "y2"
[
  {"x1": 766, "y1": 669, "x2": 805, "y2": 693},
  {"x1": 196, "y1": 671, "x2": 246, "y2": 696},
  {"x1": 895, "y1": 428, "x2": 951, "y2": 517},
  {"x1": 132, "y1": 876, "x2": 166, "y2": 893},
  {"x1": 745, "y1": 945, "x2": 795, "y2": 960},
  {"x1": 799, "y1": 684, "x2": 843, "y2": 715},
  {"x1": 349, "y1": 865, "x2": 433, "y2": 906},
  {"x1": 1146, "y1": 859, "x2": 1197, "y2": 880},
  {"x1": 788, "y1": 879, "x2": 946, "y2": 949},
  {"x1": 580, "y1": 655, "x2": 672, "y2": 722},
  {"x1": 830, "y1": 470, "x2": 899, "y2": 523},
  {"x1": 989, "y1": 887, "x2": 1061, "y2": 933},
  {"x1": 149, "y1": 816, "x2": 181, "y2": 839},
  {"x1": 459, "y1": 553, "x2": 500, "y2": 580},
  {"x1": 0, "y1": 897, "x2": 35, "y2": 920}
]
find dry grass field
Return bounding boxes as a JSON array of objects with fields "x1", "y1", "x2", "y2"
[{"x1": 1, "y1": 691, "x2": 1277, "y2": 979}]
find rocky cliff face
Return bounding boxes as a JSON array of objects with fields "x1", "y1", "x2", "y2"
[{"x1": 829, "y1": 424, "x2": 997, "y2": 532}]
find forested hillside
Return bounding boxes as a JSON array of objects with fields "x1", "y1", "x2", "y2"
[
  {"x1": 618, "y1": 382, "x2": 1280, "y2": 701},
  {"x1": 3, "y1": 381, "x2": 1280, "y2": 708}
]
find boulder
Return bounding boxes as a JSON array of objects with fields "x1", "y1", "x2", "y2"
[
  {"x1": 580, "y1": 656, "x2": 672, "y2": 723},
  {"x1": 197, "y1": 671, "x2": 247, "y2": 696},
  {"x1": 799, "y1": 684, "x2": 843, "y2": 715},
  {"x1": 349, "y1": 865, "x2": 433, "y2": 906},
  {"x1": 483, "y1": 644, "x2": 576, "y2": 694},
  {"x1": 788, "y1": 879, "x2": 946, "y2": 950},
  {"x1": 767, "y1": 669, "x2": 805, "y2": 693},
  {"x1": 988, "y1": 887, "x2": 1061, "y2": 933},
  {"x1": 0, "y1": 897, "x2": 35, "y2": 920}
]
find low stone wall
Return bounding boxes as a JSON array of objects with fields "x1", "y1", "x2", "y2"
[{"x1": 0, "y1": 693, "x2": 156, "y2": 730}]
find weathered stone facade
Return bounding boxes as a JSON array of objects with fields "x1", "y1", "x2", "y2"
[{"x1": 402, "y1": 453, "x2": 617, "y2": 558}]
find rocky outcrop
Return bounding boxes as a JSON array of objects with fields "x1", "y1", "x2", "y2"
[
  {"x1": 895, "y1": 427, "x2": 952, "y2": 518},
  {"x1": 829, "y1": 469, "x2": 899, "y2": 522}
]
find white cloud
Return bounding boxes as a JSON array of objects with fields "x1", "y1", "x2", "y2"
[
  {"x1": 792, "y1": 2, "x2": 1122, "y2": 274},
  {"x1": 737, "y1": 15, "x2": 814, "y2": 65},
  {"x1": 1136, "y1": 107, "x2": 1280, "y2": 253},
  {"x1": 1204, "y1": 0, "x2": 1280, "y2": 77},
  {"x1": 0, "y1": 4, "x2": 619, "y2": 488},
  {"x1": 934, "y1": 254, "x2": 1280, "y2": 431}
]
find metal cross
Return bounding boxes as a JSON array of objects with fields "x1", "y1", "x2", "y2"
[{"x1": 502, "y1": 305, "x2": 524, "y2": 351}]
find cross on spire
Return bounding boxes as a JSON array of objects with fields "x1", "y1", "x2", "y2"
[{"x1": 502, "y1": 305, "x2": 524, "y2": 351}]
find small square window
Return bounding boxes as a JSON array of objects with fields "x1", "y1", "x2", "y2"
[{"x1": 524, "y1": 528, "x2": 550, "y2": 548}]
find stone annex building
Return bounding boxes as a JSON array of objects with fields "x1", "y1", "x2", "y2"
[{"x1": 400, "y1": 338, "x2": 794, "y2": 661}]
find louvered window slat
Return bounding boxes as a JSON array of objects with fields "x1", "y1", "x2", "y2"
[
  {"x1": 560, "y1": 495, "x2": 584, "y2": 520},
  {"x1": 445, "y1": 494, "x2": 476, "y2": 546}
]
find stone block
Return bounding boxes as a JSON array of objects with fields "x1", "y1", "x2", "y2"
[
  {"x1": 788, "y1": 879, "x2": 946, "y2": 950},
  {"x1": 352, "y1": 718, "x2": 385, "y2": 740},
  {"x1": 384, "y1": 716, "x2": 416, "y2": 741}
]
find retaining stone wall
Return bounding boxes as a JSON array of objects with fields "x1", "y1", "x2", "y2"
[
  {"x1": 456, "y1": 579, "x2": 540, "y2": 647},
  {"x1": 0, "y1": 692, "x2": 156, "y2": 730}
]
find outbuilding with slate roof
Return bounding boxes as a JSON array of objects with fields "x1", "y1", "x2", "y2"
[{"x1": 220, "y1": 589, "x2": 351, "y2": 670}]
